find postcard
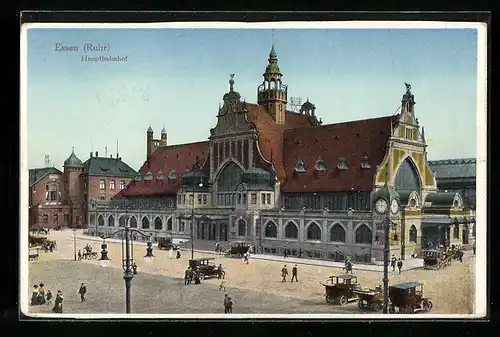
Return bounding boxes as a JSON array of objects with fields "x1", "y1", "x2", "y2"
[{"x1": 20, "y1": 19, "x2": 487, "y2": 319}]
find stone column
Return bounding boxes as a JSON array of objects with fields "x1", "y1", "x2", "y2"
[
  {"x1": 299, "y1": 215, "x2": 305, "y2": 242},
  {"x1": 278, "y1": 217, "x2": 283, "y2": 239},
  {"x1": 347, "y1": 219, "x2": 354, "y2": 245},
  {"x1": 322, "y1": 219, "x2": 328, "y2": 243},
  {"x1": 209, "y1": 143, "x2": 214, "y2": 183},
  {"x1": 248, "y1": 138, "x2": 254, "y2": 168}
]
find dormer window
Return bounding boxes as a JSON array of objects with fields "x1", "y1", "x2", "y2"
[
  {"x1": 337, "y1": 157, "x2": 348, "y2": 170},
  {"x1": 361, "y1": 155, "x2": 371, "y2": 169},
  {"x1": 134, "y1": 174, "x2": 141, "y2": 182},
  {"x1": 168, "y1": 170, "x2": 177, "y2": 180},
  {"x1": 294, "y1": 159, "x2": 306, "y2": 173},
  {"x1": 314, "y1": 156, "x2": 327, "y2": 171},
  {"x1": 157, "y1": 169, "x2": 165, "y2": 180},
  {"x1": 144, "y1": 171, "x2": 153, "y2": 181}
]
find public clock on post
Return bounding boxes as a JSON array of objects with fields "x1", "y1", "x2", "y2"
[
  {"x1": 375, "y1": 198, "x2": 388, "y2": 214},
  {"x1": 391, "y1": 199, "x2": 399, "y2": 214}
]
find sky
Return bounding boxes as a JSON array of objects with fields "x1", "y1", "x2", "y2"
[{"x1": 25, "y1": 26, "x2": 479, "y2": 171}]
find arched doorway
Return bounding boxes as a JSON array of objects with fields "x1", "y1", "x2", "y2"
[
  {"x1": 284, "y1": 222, "x2": 298, "y2": 239},
  {"x1": 265, "y1": 221, "x2": 278, "y2": 238}
]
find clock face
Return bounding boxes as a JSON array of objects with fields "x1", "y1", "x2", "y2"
[
  {"x1": 375, "y1": 199, "x2": 388, "y2": 214},
  {"x1": 391, "y1": 199, "x2": 399, "y2": 214}
]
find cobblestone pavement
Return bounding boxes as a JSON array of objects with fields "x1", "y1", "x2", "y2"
[
  {"x1": 27, "y1": 260, "x2": 359, "y2": 315},
  {"x1": 26, "y1": 229, "x2": 477, "y2": 315}
]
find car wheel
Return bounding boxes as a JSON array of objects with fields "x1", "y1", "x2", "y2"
[
  {"x1": 357, "y1": 299, "x2": 364, "y2": 309},
  {"x1": 325, "y1": 295, "x2": 334, "y2": 304},
  {"x1": 339, "y1": 296, "x2": 348, "y2": 306},
  {"x1": 424, "y1": 300, "x2": 433, "y2": 312},
  {"x1": 372, "y1": 301, "x2": 382, "y2": 312},
  {"x1": 199, "y1": 273, "x2": 205, "y2": 281}
]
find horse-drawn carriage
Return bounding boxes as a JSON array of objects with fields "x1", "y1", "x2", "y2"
[
  {"x1": 157, "y1": 237, "x2": 179, "y2": 250},
  {"x1": 29, "y1": 248, "x2": 39, "y2": 261},
  {"x1": 388, "y1": 282, "x2": 433, "y2": 314},
  {"x1": 41, "y1": 239, "x2": 57, "y2": 252},
  {"x1": 82, "y1": 244, "x2": 98, "y2": 259},
  {"x1": 320, "y1": 274, "x2": 361, "y2": 306},
  {"x1": 188, "y1": 257, "x2": 225, "y2": 280},
  {"x1": 423, "y1": 249, "x2": 452, "y2": 269},
  {"x1": 224, "y1": 242, "x2": 250, "y2": 258},
  {"x1": 354, "y1": 285, "x2": 385, "y2": 312},
  {"x1": 29, "y1": 234, "x2": 48, "y2": 248}
]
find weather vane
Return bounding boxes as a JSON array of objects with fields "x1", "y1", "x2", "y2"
[{"x1": 405, "y1": 82, "x2": 412, "y2": 92}]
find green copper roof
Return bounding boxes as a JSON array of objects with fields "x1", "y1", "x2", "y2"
[
  {"x1": 265, "y1": 63, "x2": 281, "y2": 74},
  {"x1": 269, "y1": 45, "x2": 277, "y2": 59}
]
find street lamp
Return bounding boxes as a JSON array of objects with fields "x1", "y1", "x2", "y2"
[
  {"x1": 98, "y1": 220, "x2": 155, "y2": 313},
  {"x1": 373, "y1": 182, "x2": 400, "y2": 314},
  {"x1": 73, "y1": 228, "x2": 77, "y2": 261}
]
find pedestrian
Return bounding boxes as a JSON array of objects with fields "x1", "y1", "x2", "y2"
[
  {"x1": 243, "y1": 253, "x2": 249, "y2": 264},
  {"x1": 132, "y1": 262, "x2": 138, "y2": 275},
  {"x1": 176, "y1": 249, "x2": 181, "y2": 259},
  {"x1": 77, "y1": 249, "x2": 82, "y2": 261},
  {"x1": 78, "y1": 283, "x2": 87, "y2": 302},
  {"x1": 298, "y1": 249, "x2": 302, "y2": 258},
  {"x1": 184, "y1": 268, "x2": 190, "y2": 285},
  {"x1": 194, "y1": 268, "x2": 201, "y2": 285},
  {"x1": 31, "y1": 285, "x2": 39, "y2": 306},
  {"x1": 458, "y1": 250, "x2": 463, "y2": 263},
  {"x1": 284, "y1": 249, "x2": 288, "y2": 259},
  {"x1": 226, "y1": 296, "x2": 233, "y2": 313},
  {"x1": 291, "y1": 264, "x2": 298, "y2": 282},
  {"x1": 281, "y1": 265, "x2": 288, "y2": 282},
  {"x1": 473, "y1": 243, "x2": 476, "y2": 255},
  {"x1": 169, "y1": 247, "x2": 174, "y2": 259},
  {"x1": 217, "y1": 264, "x2": 224, "y2": 279},
  {"x1": 219, "y1": 281, "x2": 226, "y2": 291},
  {"x1": 52, "y1": 290, "x2": 63, "y2": 313},
  {"x1": 38, "y1": 283, "x2": 46, "y2": 305},
  {"x1": 223, "y1": 294, "x2": 229, "y2": 313},
  {"x1": 345, "y1": 261, "x2": 353, "y2": 274},
  {"x1": 46, "y1": 290, "x2": 53, "y2": 305},
  {"x1": 397, "y1": 258, "x2": 403, "y2": 274},
  {"x1": 188, "y1": 268, "x2": 194, "y2": 284},
  {"x1": 391, "y1": 255, "x2": 397, "y2": 272}
]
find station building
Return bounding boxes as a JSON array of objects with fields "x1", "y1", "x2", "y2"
[{"x1": 89, "y1": 46, "x2": 475, "y2": 262}]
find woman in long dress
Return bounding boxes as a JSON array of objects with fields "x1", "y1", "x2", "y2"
[
  {"x1": 52, "y1": 290, "x2": 63, "y2": 313},
  {"x1": 31, "y1": 285, "x2": 39, "y2": 306}
]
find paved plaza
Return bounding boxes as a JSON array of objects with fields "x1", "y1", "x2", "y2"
[{"x1": 26, "y1": 229, "x2": 476, "y2": 315}]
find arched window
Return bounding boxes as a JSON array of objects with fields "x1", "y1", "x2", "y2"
[
  {"x1": 42, "y1": 214, "x2": 48, "y2": 223},
  {"x1": 167, "y1": 217, "x2": 173, "y2": 231},
  {"x1": 238, "y1": 219, "x2": 247, "y2": 236},
  {"x1": 409, "y1": 225, "x2": 417, "y2": 243},
  {"x1": 118, "y1": 216, "x2": 126, "y2": 227},
  {"x1": 98, "y1": 215, "x2": 104, "y2": 226},
  {"x1": 355, "y1": 224, "x2": 372, "y2": 244},
  {"x1": 265, "y1": 221, "x2": 277, "y2": 238},
  {"x1": 306, "y1": 222, "x2": 322, "y2": 241},
  {"x1": 284, "y1": 222, "x2": 299, "y2": 239},
  {"x1": 142, "y1": 217, "x2": 150, "y2": 229},
  {"x1": 395, "y1": 157, "x2": 421, "y2": 194},
  {"x1": 217, "y1": 161, "x2": 244, "y2": 191},
  {"x1": 154, "y1": 217, "x2": 162, "y2": 230},
  {"x1": 130, "y1": 216, "x2": 137, "y2": 228},
  {"x1": 108, "y1": 215, "x2": 115, "y2": 227},
  {"x1": 53, "y1": 214, "x2": 59, "y2": 226},
  {"x1": 330, "y1": 224, "x2": 346, "y2": 242},
  {"x1": 49, "y1": 184, "x2": 58, "y2": 201}
]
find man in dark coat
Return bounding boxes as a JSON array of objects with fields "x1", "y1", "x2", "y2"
[
  {"x1": 281, "y1": 265, "x2": 288, "y2": 282},
  {"x1": 78, "y1": 283, "x2": 87, "y2": 302},
  {"x1": 291, "y1": 265, "x2": 298, "y2": 282},
  {"x1": 391, "y1": 255, "x2": 397, "y2": 272},
  {"x1": 397, "y1": 258, "x2": 403, "y2": 274}
]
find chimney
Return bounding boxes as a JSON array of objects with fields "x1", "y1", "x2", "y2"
[
  {"x1": 95, "y1": 151, "x2": 98, "y2": 157},
  {"x1": 90, "y1": 152, "x2": 93, "y2": 158}
]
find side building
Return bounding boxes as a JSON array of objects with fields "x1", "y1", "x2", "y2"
[
  {"x1": 29, "y1": 149, "x2": 137, "y2": 229},
  {"x1": 89, "y1": 46, "x2": 475, "y2": 262}
]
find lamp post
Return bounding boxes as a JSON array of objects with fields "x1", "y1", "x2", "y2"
[
  {"x1": 190, "y1": 170, "x2": 204, "y2": 260},
  {"x1": 73, "y1": 228, "x2": 77, "y2": 261},
  {"x1": 373, "y1": 183, "x2": 400, "y2": 314},
  {"x1": 98, "y1": 214, "x2": 154, "y2": 314}
]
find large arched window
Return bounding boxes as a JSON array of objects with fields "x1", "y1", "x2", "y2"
[
  {"x1": 395, "y1": 157, "x2": 421, "y2": 194},
  {"x1": 154, "y1": 217, "x2": 162, "y2": 230},
  {"x1": 217, "y1": 161, "x2": 244, "y2": 191},
  {"x1": 167, "y1": 217, "x2": 173, "y2": 231},
  {"x1": 265, "y1": 221, "x2": 278, "y2": 238},
  {"x1": 108, "y1": 215, "x2": 115, "y2": 227},
  {"x1": 409, "y1": 225, "x2": 417, "y2": 243},
  {"x1": 98, "y1": 215, "x2": 104, "y2": 226},
  {"x1": 49, "y1": 184, "x2": 58, "y2": 202},
  {"x1": 118, "y1": 216, "x2": 126, "y2": 227},
  {"x1": 130, "y1": 216, "x2": 137, "y2": 228},
  {"x1": 355, "y1": 224, "x2": 372, "y2": 244},
  {"x1": 330, "y1": 224, "x2": 346, "y2": 242},
  {"x1": 142, "y1": 217, "x2": 150, "y2": 229},
  {"x1": 238, "y1": 219, "x2": 247, "y2": 237},
  {"x1": 306, "y1": 222, "x2": 322, "y2": 241},
  {"x1": 284, "y1": 222, "x2": 299, "y2": 239}
]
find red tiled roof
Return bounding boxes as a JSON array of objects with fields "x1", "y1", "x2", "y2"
[
  {"x1": 246, "y1": 103, "x2": 313, "y2": 179},
  {"x1": 119, "y1": 141, "x2": 210, "y2": 197},
  {"x1": 281, "y1": 115, "x2": 398, "y2": 193}
]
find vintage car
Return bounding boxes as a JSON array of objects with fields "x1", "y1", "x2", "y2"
[
  {"x1": 224, "y1": 241, "x2": 250, "y2": 258},
  {"x1": 354, "y1": 285, "x2": 385, "y2": 312},
  {"x1": 188, "y1": 257, "x2": 224, "y2": 280},
  {"x1": 423, "y1": 249, "x2": 452, "y2": 269},
  {"x1": 388, "y1": 282, "x2": 433, "y2": 314},
  {"x1": 320, "y1": 274, "x2": 361, "y2": 305},
  {"x1": 157, "y1": 236, "x2": 179, "y2": 250}
]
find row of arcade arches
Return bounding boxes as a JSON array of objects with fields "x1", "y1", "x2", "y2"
[
  {"x1": 97, "y1": 215, "x2": 173, "y2": 231},
  {"x1": 262, "y1": 220, "x2": 373, "y2": 244}
]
